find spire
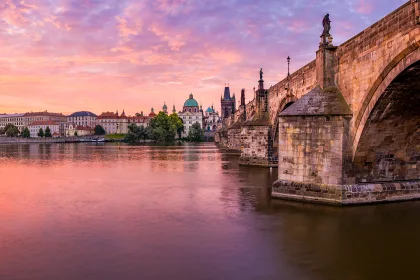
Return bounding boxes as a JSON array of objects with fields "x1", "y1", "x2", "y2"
[
  {"x1": 223, "y1": 86, "x2": 231, "y2": 100},
  {"x1": 258, "y1": 68, "x2": 264, "y2": 90},
  {"x1": 172, "y1": 104, "x2": 176, "y2": 113},
  {"x1": 121, "y1": 109, "x2": 126, "y2": 117}
]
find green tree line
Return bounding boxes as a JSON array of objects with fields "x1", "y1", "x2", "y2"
[{"x1": 124, "y1": 112, "x2": 204, "y2": 143}]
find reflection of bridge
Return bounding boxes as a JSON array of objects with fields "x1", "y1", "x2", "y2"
[{"x1": 216, "y1": 1, "x2": 420, "y2": 204}]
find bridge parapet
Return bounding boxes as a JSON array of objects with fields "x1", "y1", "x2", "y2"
[{"x1": 272, "y1": 0, "x2": 420, "y2": 205}]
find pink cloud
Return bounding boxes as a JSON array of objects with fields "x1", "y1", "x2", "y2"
[
  {"x1": 355, "y1": 0, "x2": 373, "y2": 14},
  {"x1": 0, "y1": 0, "x2": 409, "y2": 115}
]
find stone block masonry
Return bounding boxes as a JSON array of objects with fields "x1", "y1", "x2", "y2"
[
  {"x1": 277, "y1": 115, "x2": 349, "y2": 185},
  {"x1": 227, "y1": 127, "x2": 242, "y2": 151},
  {"x1": 272, "y1": 180, "x2": 420, "y2": 205},
  {"x1": 239, "y1": 125, "x2": 277, "y2": 167}
]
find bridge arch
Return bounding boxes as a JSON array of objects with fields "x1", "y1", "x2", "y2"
[
  {"x1": 273, "y1": 95, "x2": 297, "y2": 157},
  {"x1": 352, "y1": 43, "x2": 420, "y2": 158},
  {"x1": 352, "y1": 51, "x2": 420, "y2": 183}
]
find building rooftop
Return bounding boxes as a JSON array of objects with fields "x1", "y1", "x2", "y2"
[
  {"x1": 97, "y1": 111, "x2": 128, "y2": 119},
  {"x1": 280, "y1": 86, "x2": 352, "y2": 116},
  {"x1": 68, "y1": 111, "x2": 97, "y2": 117},
  {"x1": 24, "y1": 111, "x2": 66, "y2": 117},
  {"x1": 222, "y1": 86, "x2": 235, "y2": 100},
  {"x1": 184, "y1": 93, "x2": 199, "y2": 107},
  {"x1": 0, "y1": 113, "x2": 25, "y2": 118}
]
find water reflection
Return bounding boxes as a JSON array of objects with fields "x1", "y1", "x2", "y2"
[{"x1": 0, "y1": 143, "x2": 419, "y2": 280}]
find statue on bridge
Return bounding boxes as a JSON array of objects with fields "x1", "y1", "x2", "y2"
[
  {"x1": 260, "y1": 68, "x2": 263, "y2": 80},
  {"x1": 322, "y1": 14, "x2": 331, "y2": 37}
]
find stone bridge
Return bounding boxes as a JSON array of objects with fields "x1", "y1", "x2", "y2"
[{"x1": 215, "y1": 0, "x2": 420, "y2": 205}]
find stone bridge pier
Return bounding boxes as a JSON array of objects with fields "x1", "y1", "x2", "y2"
[
  {"x1": 273, "y1": 1, "x2": 420, "y2": 205},
  {"x1": 214, "y1": 1, "x2": 419, "y2": 204}
]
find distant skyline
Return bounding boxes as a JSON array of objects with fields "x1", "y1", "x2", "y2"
[{"x1": 0, "y1": 0, "x2": 407, "y2": 115}]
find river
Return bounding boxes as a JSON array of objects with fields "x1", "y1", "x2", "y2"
[{"x1": 0, "y1": 143, "x2": 419, "y2": 280}]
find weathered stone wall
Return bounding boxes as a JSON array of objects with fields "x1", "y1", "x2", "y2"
[
  {"x1": 278, "y1": 115, "x2": 350, "y2": 185},
  {"x1": 215, "y1": 129, "x2": 228, "y2": 147},
  {"x1": 232, "y1": 98, "x2": 257, "y2": 122},
  {"x1": 351, "y1": 60, "x2": 420, "y2": 183},
  {"x1": 268, "y1": 61, "x2": 318, "y2": 126},
  {"x1": 227, "y1": 128, "x2": 242, "y2": 151},
  {"x1": 239, "y1": 125, "x2": 275, "y2": 167},
  {"x1": 272, "y1": 180, "x2": 420, "y2": 205},
  {"x1": 334, "y1": 1, "x2": 420, "y2": 154}
]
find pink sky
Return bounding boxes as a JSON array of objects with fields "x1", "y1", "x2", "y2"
[{"x1": 0, "y1": 0, "x2": 408, "y2": 116}]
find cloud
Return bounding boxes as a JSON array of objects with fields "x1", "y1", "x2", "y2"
[{"x1": 0, "y1": 0, "x2": 409, "y2": 114}]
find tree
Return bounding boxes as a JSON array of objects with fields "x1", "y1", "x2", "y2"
[
  {"x1": 124, "y1": 131, "x2": 138, "y2": 143},
  {"x1": 124, "y1": 123, "x2": 148, "y2": 143},
  {"x1": 44, "y1": 126, "x2": 52, "y2": 137},
  {"x1": 147, "y1": 112, "x2": 177, "y2": 142},
  {"x1": 74, "y1": 131, "x2": 78, "y2": 137},
  {"x1": 5, "y1": 124, "x2": 19, "y2": 137},
  {"x1": 169, "y1": 113, "x2": 184, "y2": 138},
  {"x1": 137, "y1": 125, "x2": 147, "y2": 141},
  {"x1": 22, "y1": 127, "x2": 30, "y2": 138},
  {"x1": 38, "y1": 128, "x2": 44, "y2": 138},
  {"x1": 188, "y1": 123, "x2": 204, "y2": 142},
  {"x1": 94, "y1": 125, "x2": 106, "y2": 135},
  {"x1": 4, "y1": 124, "x2": 15, "y2": 133}
]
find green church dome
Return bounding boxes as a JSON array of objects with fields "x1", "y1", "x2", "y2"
[{"x1": 184, "y1": 93, "x2": 199, "y2": 107}]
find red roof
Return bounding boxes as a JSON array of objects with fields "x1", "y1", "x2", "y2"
[
  {"x1": 24, "y1": 111, "x2": 65, "y2": 117},
  {"x1": 28, "y1": 120, "x2": 59, "y2": 126},
  {"x1": 129, "y1": 116, "x2": 148, "y2": 121},
  {"x1": 97, "y1": 111, "x2": 128, "y2": 119},
  {"x1": 76, "y1": 126, "x2": 93, "y2": 131}
]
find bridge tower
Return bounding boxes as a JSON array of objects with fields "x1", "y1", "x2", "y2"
[{"x1": 221, "y1": 85, "x2": 236, "y2": 119}]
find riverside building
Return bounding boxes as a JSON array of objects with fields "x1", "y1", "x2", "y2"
[
  {"x1": 204, "y1": 105, "x2": 221, "y2": 132},
  {"x1": 0, "y1": 114, "x2": 25, "y2": 131},
  {"x1": 178, "y1": 93, "x2": 204, "y2": 137},
  {"x1": 28, "y1": 121, "x2": 60, "y2": 137},
  {"x1": 96, "y1": 110, "x2": 129, "y2": 134},
  {"x1": 67, "y1": 111, "x2": 97, "y2": 128},
  {"x1": 23, "y1": 111, "x2": 67, "y2": 125}
]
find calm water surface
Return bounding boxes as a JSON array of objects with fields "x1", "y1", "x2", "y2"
[{"x1": 0, "y1": 143, "x2": 419, "y2": 280}]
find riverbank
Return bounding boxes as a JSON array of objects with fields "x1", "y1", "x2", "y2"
[{"x1": 0, "y1": 136, "x2": 118, "y2": 144}]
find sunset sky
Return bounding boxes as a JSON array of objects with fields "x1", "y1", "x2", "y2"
[{"x1": 0, "y1": 0, "x2": 407, "y2": 116}]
